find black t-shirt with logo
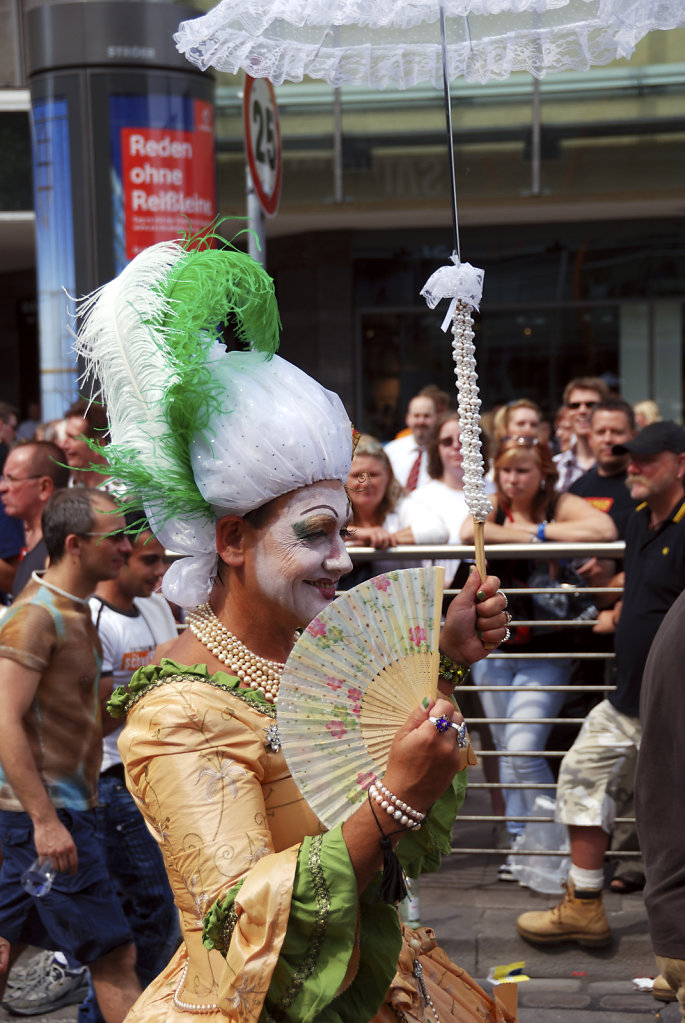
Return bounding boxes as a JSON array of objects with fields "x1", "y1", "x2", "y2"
[
  {"x1": 568, "y1": 467, "x2": 637, "y2": 539},
  {"x1": 613, "y1": 498, "x2": 685, "y2": 717}
]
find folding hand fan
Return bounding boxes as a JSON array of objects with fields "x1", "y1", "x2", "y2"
[{"x1": 277, "y1": 565, "x2": 445, "y2": 830}]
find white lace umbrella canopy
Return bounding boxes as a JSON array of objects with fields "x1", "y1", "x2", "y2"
[{"x1": 175, "y1": 0, "x2": 684, "y2": 87}]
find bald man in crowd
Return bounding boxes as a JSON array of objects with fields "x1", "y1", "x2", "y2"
[{"x1": 384, "y1": 393, "x2": 437, "y2": 492}]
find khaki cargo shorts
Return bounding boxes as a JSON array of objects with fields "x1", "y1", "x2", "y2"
[{"x1": 555, "y1": 698, "x2": 641, "y2": 833}]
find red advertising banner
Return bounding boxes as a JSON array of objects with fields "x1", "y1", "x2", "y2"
[{"x1": 121, "y1": 99, "x2": 216, "y2": 259}]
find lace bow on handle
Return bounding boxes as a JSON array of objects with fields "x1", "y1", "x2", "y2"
[{"x1": 421, "y1": 256, "x2": 484, "y2": 332}]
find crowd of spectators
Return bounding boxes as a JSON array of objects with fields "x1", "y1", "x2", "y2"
[
  {"x1": 351, "y1": 377, "x2": 683, "y2": 1002},
  {"x1": 351, "y1": 379, "x2": 674, "y2": 888}
]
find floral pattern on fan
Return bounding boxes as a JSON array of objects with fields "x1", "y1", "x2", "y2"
[{"x1": 277, "y1": 566, "x2": 444, "y2": 830}]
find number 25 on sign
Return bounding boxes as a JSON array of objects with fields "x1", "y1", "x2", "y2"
[{"x1": 243, "y1": 75, "x2": 282, "y2": 218}]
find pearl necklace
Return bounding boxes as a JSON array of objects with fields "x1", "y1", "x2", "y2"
[{"x1": 186, "y1": 603, "x2": 284, "y2": 703}]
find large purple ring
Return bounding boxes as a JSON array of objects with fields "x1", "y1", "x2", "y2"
[{"x1": 429, "y1": 714, "x2": 452, "y2": 734}]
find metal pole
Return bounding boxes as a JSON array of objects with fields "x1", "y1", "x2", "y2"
[
  {"x1": 531, "y1": 75, "x2": 541, "y2": 196},
  {"x1": 246, "y1": 165, "x2": 266, "y2": 266},
  {"x1": 439, "y1": 4, "x2": 460, "y2": 260},
  {"x1": 333, "y1": 86, "x2": 343, "y2": 204}
]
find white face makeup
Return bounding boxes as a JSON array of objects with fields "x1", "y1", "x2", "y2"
[{"x1": 248, "y1": 480, "x2": 353, "y2": 630}]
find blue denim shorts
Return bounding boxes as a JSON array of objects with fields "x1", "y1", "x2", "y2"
[{"x1": 0, "y1": 807, "x2": 134, "y2": 963}]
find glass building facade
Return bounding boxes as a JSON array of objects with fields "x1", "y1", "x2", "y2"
[{"x1": 210, "y1": 25, "x2": 685, "y2": 435}]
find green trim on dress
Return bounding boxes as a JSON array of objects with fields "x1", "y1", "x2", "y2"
[
  {"x1": 106, "y1": 657, "x2": 277, "y2": 719},
  {"x1": 262, "y1": 829, "x2": 401, "y2": 1023},
  {"x1": 269, "y1": 834, "x2": 330, "y2": 1020},
  {"x1": 202, "y1": 877, "x2": 246, "y2": 954}
]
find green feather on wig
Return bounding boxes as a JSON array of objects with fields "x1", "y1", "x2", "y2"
[{"x1": 74, "y1": 231, "x2": 281, "y2": 528}]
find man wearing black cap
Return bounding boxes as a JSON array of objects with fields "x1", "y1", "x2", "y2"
[{"x1": 517, "y1": 420, "x2": 685, "y2": 949}]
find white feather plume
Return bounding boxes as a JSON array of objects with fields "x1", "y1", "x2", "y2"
[{"x1": 73, "y1": 241, "x2": 187, "y2": 466}]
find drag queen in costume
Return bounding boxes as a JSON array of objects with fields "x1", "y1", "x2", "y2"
[{"x1": 76, "y1": 237, "x2": 516, "y2": 1022}]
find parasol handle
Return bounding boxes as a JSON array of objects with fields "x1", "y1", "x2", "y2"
[{"x1": 473, "y1": 517, "x2": 487, "y2": 584}]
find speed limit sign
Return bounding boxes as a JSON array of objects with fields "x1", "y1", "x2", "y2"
[{"x1": 243, "y1": 75, "x2": 282, "y2": 218}]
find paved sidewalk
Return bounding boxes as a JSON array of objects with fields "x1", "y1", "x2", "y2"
[{"x1": 415, "y1": 754, "x2": 670, "y2": 1022}]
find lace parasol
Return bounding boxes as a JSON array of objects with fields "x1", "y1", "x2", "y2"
[{"x1": 176, "y1": 1, "x2": 685, "y2": 87}]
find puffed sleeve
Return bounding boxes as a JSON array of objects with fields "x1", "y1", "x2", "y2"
[
  {"x1": 213, "y1": 830, "x2": 401, "y2": 1022},
  {"x1": 120, "y1": 675, "x2": 278, "y2": 903}
]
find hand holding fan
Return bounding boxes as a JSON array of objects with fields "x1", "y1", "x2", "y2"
[{"x1": 278, "y1": 565, "x2": 461, "y2": 830}]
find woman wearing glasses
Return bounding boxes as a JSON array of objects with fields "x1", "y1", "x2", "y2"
[{"x1": 460, "y1": 436, "x2": 616, "y2": 877}]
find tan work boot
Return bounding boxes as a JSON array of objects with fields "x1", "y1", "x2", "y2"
[
  {"x1": 516, "y1": 880, "x2": 611, "y2": 948},
  {"x1": 653, "y1": 974, "x2": 677, "y2": 1002}
]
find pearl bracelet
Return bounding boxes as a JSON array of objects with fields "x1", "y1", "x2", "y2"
[
  {"x1": 376, "y1": 781, "x2": 425, "y2": 822},
  {"x1": 369, "y1": 782, "x2": 424, "y2": 830}
]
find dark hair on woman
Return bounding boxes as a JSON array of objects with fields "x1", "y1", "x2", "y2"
[
  {"x1": 426, "y1": 412, "x2": 461, "y2": 480},
  {"x1": 493, "y1": 436, "x2": 559, "y2": 520},
  {"x1": 348, "y1": 434, "x2": 402, "y2": 524}
]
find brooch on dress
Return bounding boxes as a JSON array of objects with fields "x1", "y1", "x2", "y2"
[{"x1": 263, "y1": 723, "x2": 282, "y2": 753}]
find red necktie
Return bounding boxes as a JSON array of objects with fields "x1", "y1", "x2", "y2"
[{"x1": 405, "y1": 451, "x2": 422, "y2": 492}]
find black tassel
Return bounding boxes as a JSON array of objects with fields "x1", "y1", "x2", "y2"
[{"x1": 378, "y1": 834, "x2": 408, "y2": 903}]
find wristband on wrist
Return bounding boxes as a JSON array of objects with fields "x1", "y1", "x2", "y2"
[
  {"x1": 438, "y1": 653, "x2": 470, "y2": 686},
  {"x1": 537, "y1": 520, "x2": 547, "y2": 541}
]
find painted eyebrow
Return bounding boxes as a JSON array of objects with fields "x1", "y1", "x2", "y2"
[{"x1": 297, "y1": 503, "x2": 340, "y2": 519}]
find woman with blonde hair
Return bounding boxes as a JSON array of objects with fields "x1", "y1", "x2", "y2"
[
  {"x1": 344, "y1": 433, "x2": 447, "y2": 584},
  {"x1": 633, "y1": 399, "x2": 661, "y2": 430},
  {"x1": 345, "y1": 434, "x2": 446, "y2": 550}
]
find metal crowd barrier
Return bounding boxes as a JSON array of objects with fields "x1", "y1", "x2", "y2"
[{"x1": 348, "y1": 541, "x2": 632, "y2": 862}]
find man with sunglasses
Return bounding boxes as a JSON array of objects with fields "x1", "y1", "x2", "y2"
[
  {"x1": 554, "y1": 377, "x2": 609, "y2": 492},
  {"x1": 0, "y1": 488, "x2": 142, "y2": 1022}
]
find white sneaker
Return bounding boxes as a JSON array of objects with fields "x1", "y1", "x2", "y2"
[
  {"x1": 3, "y1": 953, "x2": 89, "y2": 1016},
  {"x1": 498, "y1": 858, "x2": 517, "y2": 883},
  {"x1": 5, "y1": 950, "x2": 56, "y2": 992}
]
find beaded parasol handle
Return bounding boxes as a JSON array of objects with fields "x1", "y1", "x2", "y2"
[{"x1": 421, "y1": 256, "x2": 491, "y2": 581}]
